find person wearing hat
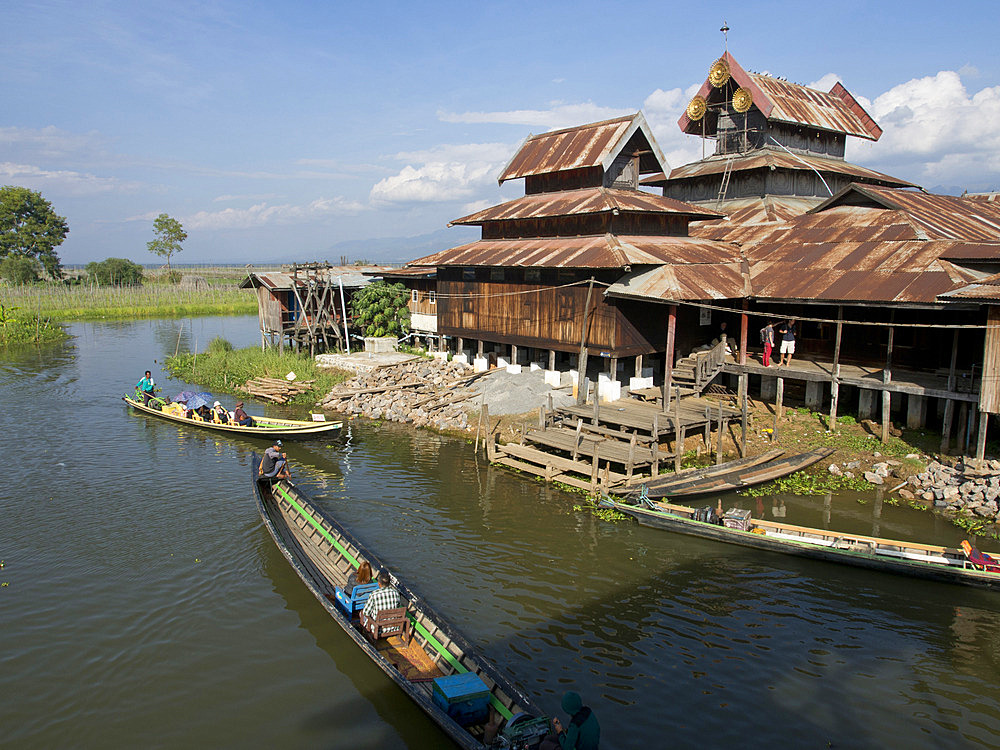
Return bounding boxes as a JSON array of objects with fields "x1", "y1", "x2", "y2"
[
  {"x1": 233, "y1": 401, "x2": 253, "y2": 427},
  {"x1": 211, "y1": 400, "x2": 230, "y2": 425},
  {"x1": 258, "y1": 439, "x2": 290, "y2": 480},
  {"x1": 539, "y1": 691, "x2": 600, "y2": 750}
]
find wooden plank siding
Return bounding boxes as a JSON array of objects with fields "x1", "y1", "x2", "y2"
[
  {"x1": 437, "y1": 269, "x2": 666, "y2": 356},
  {"x1": 980, "y1": 305, "x2": 1000, "y2": 414}
]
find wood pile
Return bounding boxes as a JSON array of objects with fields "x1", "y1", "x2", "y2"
[
  {"x1": 317, "y1": 358, "x2": 479, "y2": 430},
  {"x1": 241, "y1": 376, "x2": 315, "y2": 404}
]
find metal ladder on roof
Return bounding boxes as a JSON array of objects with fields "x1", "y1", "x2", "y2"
[{"x1": 716, "y1": 153, "x2": 736, "y2": 204}]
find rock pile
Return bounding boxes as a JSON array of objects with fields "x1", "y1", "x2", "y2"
[
  {"x1": 317, "y1": 358, "x2": 476, "y2": 431},
  {"x1": 905, "y1": 460, "x2": 1000, "y2": 519}
]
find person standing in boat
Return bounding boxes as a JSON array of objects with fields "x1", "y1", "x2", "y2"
[
  {"x1": 258, "y1": 440, "x2": 290, "y2": 480},
  {"x1": 540, "y1": 691, "x2": 600, "y2": 750},
  {"x1": 136, "y1": 370, "x2": 156, "y2": 406}
]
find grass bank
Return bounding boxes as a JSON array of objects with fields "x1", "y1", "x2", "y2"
[
  {"x1": 164, "y1": 337, "x2": 350, "y2": 405},
  {"x1": 0, "y1": 304, "x2": 68, "y2": 347},
  {"x1": 0, "y1": 283, "x2": 256, "y2": 321}
]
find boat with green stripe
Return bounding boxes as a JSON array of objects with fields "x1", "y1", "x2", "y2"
[{"x1": 251, "y1": 456, "x2": 551, "y2": 749}]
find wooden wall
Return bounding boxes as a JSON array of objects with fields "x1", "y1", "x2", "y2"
[{"x1": 980, "y1": 305, "x2": 1000, "y2": 413}]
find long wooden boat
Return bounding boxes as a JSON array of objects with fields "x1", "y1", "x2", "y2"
[
  {"x1": 620, "y1": 448, "x2": 835, "y2": 499},
  {"x1": 603, "y1": 495, "x2": 1000, "y2": 590},
  {"x1": 122, "y1": 395, "x2": 342, "y2": 438},
  {"x1": 251, "y1": 457, "x2": 551, "y2": 749}
]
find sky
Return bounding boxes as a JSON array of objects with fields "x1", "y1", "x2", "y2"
[{"x1": 3, "y1": 0, "x2": 1000, "y2": 267}]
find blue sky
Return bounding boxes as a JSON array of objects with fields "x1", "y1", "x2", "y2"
[{"x1": 3, "y1": 1, "x2": 1000, "y2": 266}]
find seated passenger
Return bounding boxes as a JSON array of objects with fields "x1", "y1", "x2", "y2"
[
  {"x1": 196, "y1": 405, "x2": 212, "y2": 422},
  {"x1": 540, "y1": 691, "x2": 601, "y2": 750},
  {"x1": 233, "y1": 401, "x2": 254, "y2": 427},
  {"x1": 344, "y1": 561, "x2": 373, "y2": 597},
  {"x1": 258, "y1": 440, "x2": 291, "y2": 480},
  {"x1": 360, "y1": 571, "x2": 402, "y2": 635},
  {"x1": 212, "y1": 401, "x2": 229, "y2": 424}
]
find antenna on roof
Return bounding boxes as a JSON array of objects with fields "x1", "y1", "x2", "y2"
[{"x1": 721, "y1": 20, "x2": 730, "y2": 51}]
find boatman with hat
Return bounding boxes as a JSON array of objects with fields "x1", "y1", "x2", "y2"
[
  {"x1": 258, "y1": 439, "x2": 290, "y2": 480},
  {"x1": 540, "y1": 691, "x2": 600, "y2": 750}
]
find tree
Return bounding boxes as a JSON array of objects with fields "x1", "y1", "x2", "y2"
[
  {"x1": 0, "y1": 255, "x2": 42, "y2": 284},
  {"x1": 0, "y1": 186, "x2": 69, "y2": 279},
  {"x1": 350, "y1": 281, "x2": 410, "y2": 338},
  {"x1": 147, "y1": 213, "x2": 187, "y2": 276},
  {"x1": 85, "y1": 257, "x2": 145, "y2": 286}
]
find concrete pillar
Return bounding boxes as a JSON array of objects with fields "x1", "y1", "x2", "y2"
[
  {"x1": 548, "y1": 349, "x2": 556, "y2": 370},
  {"x1": 805, "y1": 381, "x2": 823, "y2": 410},
  {"x1": 859, "y1": 389, "x2": 876, "y2": 419},
  {"x1": 761, "y1": 376, "x2": 777, "y2": 401},
  {"x1": 906, "y1": 395, "x2": 928, "y2": 429}
]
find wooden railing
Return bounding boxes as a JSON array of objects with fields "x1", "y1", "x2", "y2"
[{"x1": 694, "y1": 337, "x2": 728, "y2": 391}]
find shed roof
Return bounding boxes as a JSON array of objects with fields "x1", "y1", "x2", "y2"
[
  {"x1": 497, "y1": 112, "x2": 669, "y2": 184},
  {"x1": 677, "y1": 52, "x2": 882, "y2": 141},
  {"x1": 408, "y1": 234, "x2": 739, "y2": 270},
  {"x1": 239, "y1": 266, "x2": 393, "y2": 291},
  {"x1": 606, "y1": 262, "x2": 748, "y2": 302},
  {"x1": 449, "y1": 186, "x2": 722, "y2": 225}
]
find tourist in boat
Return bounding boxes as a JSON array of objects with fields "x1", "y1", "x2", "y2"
[
  {"x1": 360, "y1": 570, "x2": 401, "y2": 635},
  {"x1": 258, "y1": 440, "x2": 290, "y2": 480},
  {"x1": 136, "y1": 370, "x2": 156, "y2": 406},
  {"x1": 777, "y1": 319, "x2": 796, "y2": 367},
  {"x1": 233, "y1": 401, "x2": 254, "y2": 427},
  {"x1": 344, "y1": 561, "x2": 373, "y2": 596},
  {"x1": 540, "y1": 691, "x2": 600, "y2": 750},
  {"x1": 212, "y1": 401, "x2": 229, "y2": 424}
]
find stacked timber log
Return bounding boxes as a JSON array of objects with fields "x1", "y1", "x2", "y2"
[
  {"x1": 240, "y1": 376, "x2": 315, "y2": 404},
  {"x1": 317, "y1": 359, "x2": 475, "y2": 431}
]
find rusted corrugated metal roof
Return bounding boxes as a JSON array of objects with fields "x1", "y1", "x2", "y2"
[
  {"x1": 239, "y1": 266, "x2": 393, "y2": 290},
  {"x1": 941, "y1": 271, "x2": 1000, "y2": 301},
  {"x1": 690, "y1": 196, "x2": 822, "y2": 241},
  {"x1": 656, "y1": 148, "x2": 912, "y2": 187},
  {"x1": 606, "y1": 262, "x2": 747, "y2": 302},
  {"x1": 408, "y1": 234, "x2": 739, "y2": 269},
  {"x1": 497, "y1": 113, "x2": 669, "y2": 184},
  {"x1": 374, "y1": 266, "x2": 436, "y2": 279},
  {"x1": 677, "y1": 52, "x2": 881, "y2": 141},
  {"x1": 449, "y1": 187, "x2": 722, "y2": 225}
]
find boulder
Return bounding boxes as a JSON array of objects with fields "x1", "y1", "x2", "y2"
[{"x1": 864, "y1": 471, "x2": 884, "y2": 485}]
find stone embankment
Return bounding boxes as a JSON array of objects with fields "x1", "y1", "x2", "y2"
[
  {"x1": 904, "y1": 460, "x2": 1000, "y2": 519},
  {"x1": 317, "y1": 358, "x2": 476, "y2": 431}
]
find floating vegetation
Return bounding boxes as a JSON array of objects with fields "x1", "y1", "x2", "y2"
[{"x1": 742, "y1": 471, "x2": 869, "y2": 497}]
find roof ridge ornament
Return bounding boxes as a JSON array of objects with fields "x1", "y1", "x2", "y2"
[{"x1": 709, "y1": 57, "x2": 731, "y2": 88}]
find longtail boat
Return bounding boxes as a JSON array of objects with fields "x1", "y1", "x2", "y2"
[
  {"x1": 603, "y1": 495, "x2": 1000, "y2": 590},
  {"x1": 618, "y1": 448, "x2": 835, "y2": 499},
  {"x1": 251, "y1": 457, "x2": 551, "y2": 749},
  {"x1": 122, "y1": 395, "x2": 342, "y2": 438}
]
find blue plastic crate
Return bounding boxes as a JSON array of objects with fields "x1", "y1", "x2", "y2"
[{"x1": 432, "y1": 673, "x2": 490, "y2": 726}]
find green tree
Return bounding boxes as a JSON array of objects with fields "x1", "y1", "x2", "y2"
[
  {"x1": 349, "y1": 281, "x2": 410, "y2": 338},
  {"x1": 0, "y1": 255, "x2": 42, "y2": 284},
  {"x1": 147, "y1": 213, "x2": 187, "y2": 276},
  {"x1": 0, "y1": 186, "x2": 68, "y2": 279},
  {"x1": 85, "y1": 257, "x2": 145, "y2": 286}
]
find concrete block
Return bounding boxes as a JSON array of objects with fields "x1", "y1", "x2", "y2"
[
  {"x1": 761, "y1": 376, "x2": 777, "y2": 400},
  {"x1": 629, "y1": 376, "x2": 654, "y2": 391},
  {"x1": 505, "y1": 363, "x2": 522, "y2": 375},
  {"x1": 452, "y1": 353, "x2": 469, "y2": 366},
  {"x1": 859, "y1": 389, "x2": 876, "y2": 419},
  {"x1": 907, "y1": 394, "x2": 928, "y2": 429},
  {"x1": 544, "y1": 370, "x2": 561, "y2": 387},
  {"x1": 529, "y1": 361, "x2": 542, "y2": 372},
  {"x1": 599, "y1": 379, "x2": 622, "y2": 402},
  {"x1": 473, "y1": 357, "x2": 488, "y2": 373},
  {"x1": 568, "y1": 369, "x2": 579, "y2": 386},
  {"x1": 497, "y1": 357, "x2": 509, "y2": 368},
  {"x1": 432, "y1": 351, "x2": 449, "y2": 362},
  {"x1": 805, "y1": 380, "x2": 824, "y2": 409},
  {"x1": 598, "y1": 372, "x2": 612, "y2": 386},
  {"x1": 364, "y1": 336, "x2": 397, "y2": 353}
]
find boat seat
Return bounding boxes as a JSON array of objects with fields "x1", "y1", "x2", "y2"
[
  {"x1": 961, "y1": 540, "x2": 1000, "y2": 573},
  {"x1": 364, "y1": 606, "x2": 412, "y2": 644},
  {"x1": 333, "y1": 581, "x2": 380, "y2": 616}
]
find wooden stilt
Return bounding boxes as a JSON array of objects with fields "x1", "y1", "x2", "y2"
[
  {"x1": 739, "y1": 302, "x2": 748, "y2": 365},
  {"x1": 626, "y1": 432, "x2": 637, "y2": 483},
  {"x1": 977, "y1": 411, "x2": 989, "y2": 461},
  {"x1": 572, "y1": 419, "x2": 583, "y2": 461},
  {"x1": 716, "y1": 399, "x2": 724, "y2": 464},
  {"x1": 829, "y1": 364, "x2": 841, "y2": 432},
  {"x1": 941, "y1": 399, "x2": 955, "y2": 454},
  {"x1": 592, "y1": 388, "x2": 599, "y2": 425},
  {"x1": 881, "y1": 324, "x2": 894, "y2": 444},
  {"x1": 635, "y1": 354, "x2": 643, "y2": 378},
  {"x1": 675, "y1": 425, "x2": 686, "y2": 472},
  {"x1": 662, "y1": 304, "x2": 677, "y2": 407},
  {"x1": 773, "y1": 377, "x2": 784, "y2": 442},
  {"x1": 576, "y1": 277, "x2": 595, "y2": 406},
  {"x1": 739, "y1": 373, "x2": 748, "y2": 457},
  {"x1": 548, "y1": 349, "x2": 556, "y2": 371},
  {"x1": 959, "y1": 401, "x2": 970, "y2": 453},
  {"x1": 967, "y1": 406, "x2": 976, "y2": 455}
]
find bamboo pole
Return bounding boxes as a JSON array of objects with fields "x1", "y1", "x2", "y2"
[{"x1": 576, "y1": 278, "x2": 595, "y2": 406}]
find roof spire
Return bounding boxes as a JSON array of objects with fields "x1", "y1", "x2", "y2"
[{"x1": 721, "y1": 20, "x2": 730, "y2": 51}]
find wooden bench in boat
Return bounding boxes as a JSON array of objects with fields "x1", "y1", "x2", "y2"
[{"x1": 363, "y1": 606, "x2": 412, "y2": 644}]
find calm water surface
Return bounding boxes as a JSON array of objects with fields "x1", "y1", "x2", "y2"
[{"x1": 3, "y1": 316, "x2": 1000, "y2": 749}]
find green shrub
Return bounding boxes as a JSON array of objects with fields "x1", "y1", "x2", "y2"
[
  {"x1": 85, "y1": 257, "x2": 144, "y2": 286},
  {"x1": 0, "y1": 255, "x2": 42, "y2": 284},
  {"x1": 208, "y1": 336, "x2": 234, "y2": 354}
]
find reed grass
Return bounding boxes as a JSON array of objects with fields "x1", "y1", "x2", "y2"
[
  {"x1": 0, "y1": 283, "x2": 256, "y2": 321},
  {"x1": 0, "y1": 304, "x2": 69, "y2": 347},
  {"x1": 165, "y1": 339, "x2": 350, "y2": 405}
]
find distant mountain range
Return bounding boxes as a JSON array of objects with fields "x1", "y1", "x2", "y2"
[{"x1": 324, "y1": 227, "x2": 479, "y2": 265}]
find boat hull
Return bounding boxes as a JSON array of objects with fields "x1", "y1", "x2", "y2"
[
  {"x1": 123, "y1": 396, "x2": 341, "y2": 437},
  {"x1": 250, "y1": 457, "x2": 544, "y2": 749},
  {"x1": 611, "y1": 500, "x2": 1000, "y2": 590}
]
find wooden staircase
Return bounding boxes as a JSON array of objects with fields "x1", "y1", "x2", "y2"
[{"x1": 672, "y1": 338, "x2": 728, "y2": 395}]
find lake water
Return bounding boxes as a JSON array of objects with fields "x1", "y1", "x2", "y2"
[{"x1": 4, "y1": 316, "x2": 1000, "y2": 748}]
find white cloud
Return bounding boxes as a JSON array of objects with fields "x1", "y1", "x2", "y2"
[
  {"x1": 438, "y1": 101, "x2": 633, "y2": 130},
  {"x1": 807, "y1": 73, "x2": 842, "y2": 92},
  {"x1": 859, "y1": 70, "x2": 1000, "y2": 184},
  {"x1": 370, "y1": 142, "x2": 515, "y2": 204},
  {"x1": 0, "y1": 161, "x2": 137, "y2": 195},
  {"x1": 642, "y1": 84, "x2": 705, "y2": 171},
  {"x1": 185, "y1": 197, "x2": 367, "y2": 230},
  {"x1": 0, "y1": 125, "x2": 108, "y2": 159},
  {"x1": 212, "y1": 193, "x2": 278, "y2": 203}
]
